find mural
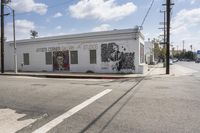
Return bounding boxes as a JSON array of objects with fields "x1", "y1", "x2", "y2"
[
  {"x1": 53, "y1": 51, "x2": 69, "y2": 71},
  {"x1": 101, "y1": 43, "x2": 119, "y2": 62},
  {"x1": 101, "y1": 43, "x2": 135, "y2": 71}
]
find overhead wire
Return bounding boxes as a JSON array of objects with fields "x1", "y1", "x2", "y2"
[{"x1": 140, "y1": 0, "x2": 155, "y2": 29}]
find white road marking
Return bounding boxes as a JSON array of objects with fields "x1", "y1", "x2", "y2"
[
  {"x1": 0, "y1": 108, "x2": 37, "y2": 133},
  {"x1": 32, "y1": 89, "x2": 112, "y2": 133}
]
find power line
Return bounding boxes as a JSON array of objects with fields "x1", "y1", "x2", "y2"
[{"x1": 140, "y1": 0, "x2": 155, "y2": 29}]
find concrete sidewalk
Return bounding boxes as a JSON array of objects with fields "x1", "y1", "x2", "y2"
[{"x1": 0, "y1": 64, "x2": 162, "y2": 79}]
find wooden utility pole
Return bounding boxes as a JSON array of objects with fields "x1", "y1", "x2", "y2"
[
  {"x1": 159, "y1": 10, "x2": 166, "y2": 47},
  {"x1": 166, "y1": 0, "x2": 171, "y2": 74},
  {"x1": 183, "y1": 40, "x2": 185, "y2": 52},
  {"x1": 1, "y1": 0, "x2": 5, "y2": 73}
]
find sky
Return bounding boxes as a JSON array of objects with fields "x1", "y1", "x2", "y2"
[{"x1": 2, "y1": 0, "x2": 200, "y2": 51}]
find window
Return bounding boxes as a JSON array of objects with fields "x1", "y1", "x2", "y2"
[
  {"x1": 140, "y1": 43, "x2": 145, "y2": 63},
  {"x1": 70, "y1": 51, "x2": 78, "y2": 64},
  {"x1": 90, "y1": 50, "x2": 96, "y2": 64},
  {"x1": 45, "y1": 52, "x2": 52, "y2": 65},
  {"x1": 23, "y1": 53, "x2": 29, "y2": 65}
]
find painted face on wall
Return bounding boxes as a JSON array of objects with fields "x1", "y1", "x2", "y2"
[
  {"x1": 101, "y1": 43, "x2": 135, "y2": 72},
  {"x1": 57, "y1": 56, "x2": 64, "y2": 70},
  {"x1": 53, "y1": 51, "x2": 70, "y2": 71}
]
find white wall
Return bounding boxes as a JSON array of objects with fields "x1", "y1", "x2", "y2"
[
  {"x1": 145, "y1": 41, "x2": 155, "y2": 65},
  {"x1": 5, "y1": 43, "x2": 14, "y2": 71}
]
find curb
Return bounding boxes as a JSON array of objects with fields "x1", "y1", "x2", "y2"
[
  {"x1": 0, "y1": 64, "x2": 160, "y2": 79},
  {"x1": 0, "y1": 73, "x2": 128, "y2": 79}
]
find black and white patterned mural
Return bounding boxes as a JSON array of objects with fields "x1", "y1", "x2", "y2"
[{"x1": 101, "y1": 43, "x2": 135, "y2": 72}]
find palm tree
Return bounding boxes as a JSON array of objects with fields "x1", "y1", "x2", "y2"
[{"x1": 30, "y1": 30, "x2": 38, "y2": 39}]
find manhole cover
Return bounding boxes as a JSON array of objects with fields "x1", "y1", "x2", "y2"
[
  {"x1": 155, "y1": 86, "x2": 169, "y2": 89},
  {"x1": 31, "y1": 84, "x2": 47, "y2": 87}
]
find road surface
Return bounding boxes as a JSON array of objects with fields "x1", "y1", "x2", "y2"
[{"x1": 0, "y1": 62, "x2": 200, "y2": 133}]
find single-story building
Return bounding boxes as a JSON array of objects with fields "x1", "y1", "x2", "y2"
[
  {"x1": 145, "y1": 39, "x2": 155, "y2": 65},
  {"x1": 5, "y1": 28, "x2": 147, "y2": 74}
]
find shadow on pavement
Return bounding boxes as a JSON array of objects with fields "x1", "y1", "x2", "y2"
[{"x1": 79, "y1": 78, "x2": 144, "y2": 133}]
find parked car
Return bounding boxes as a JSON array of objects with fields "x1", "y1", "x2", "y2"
[
  {"x1": 170, "y1": 59, "x2": 173, "y2": 65},
  {"x1": 195, "y1": 58, "x2": 200, "y2": 63},
  {"x1": 173, "y1": 58, "x2": 178, "y2": 63}
]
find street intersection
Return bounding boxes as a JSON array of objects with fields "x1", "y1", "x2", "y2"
[{"x1": 0, "y1": 62, "x2": 200, "y2": 133}]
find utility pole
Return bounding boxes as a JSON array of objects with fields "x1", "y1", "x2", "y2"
[
  {"x1": 1, "y1": 0, "x2": 5, "y2": 73},
  {"x1": 163, "y1": 11, "x2": 166, "y2": 49},
  {"x1": 182, "y1": 40, "x2": 185, "y2": 52},
  {"x1": 13, "y1": 10, "x2": 17, "y2": 73},
  {"x1": 159, "y1": 10, "x2": 166, "y2": 64},
  {"x1": 166, "y1": 0, "x2": 173, "y2": 74},
  {"x1": 190, "y1": 45, "x2": 192, "y2": 51},
  {"x1": 177, "y1": 45, "x2": 179, "y2": 52},
  {"x1": 160, "y1": 10, "x2": 166, "y2": 48}
]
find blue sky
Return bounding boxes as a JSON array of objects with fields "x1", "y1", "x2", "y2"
[{"x1": 3, "y1": 0, "x2": 200, "y2": 51}]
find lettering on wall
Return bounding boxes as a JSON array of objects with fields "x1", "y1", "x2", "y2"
[
  {"x1": 83, "y1": 44, "x2": 98, "y2": 50},
  {"x1": 36, "y1": 46, "x2": 73, "y2": 52},
  {"x1": 36, "y1": 44, "x2": 98, "y2": 53},
  {"x1": 101, "y1": 43, "x2": 135, "y2": 71}
]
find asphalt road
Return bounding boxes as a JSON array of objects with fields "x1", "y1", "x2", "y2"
[
  {"x1": 0, "y1": 76, "x2": 142, "y2": 133},
  {"x1": 0, "y1": 62, "x2": 200, "y2": 133},
  {"x1": 176, "y1": 61, "x2": 200, "y2": 77},
  {"x1": 176, "y1": 61, "x2": 200, "y2": 71}
]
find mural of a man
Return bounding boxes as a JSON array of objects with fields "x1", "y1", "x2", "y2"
[
  {"x1": 56, "y1": 55, "x2": 64, "y2": 71},
  {"x1": 101, "y1": 43, "x2": 135, "y2": 72},
  {"x1": 53, "y1": 51, "x2": 69, "y2": 71},
  {"x1": 109, "y1": 43, "x2": 119, "y2": 62}
]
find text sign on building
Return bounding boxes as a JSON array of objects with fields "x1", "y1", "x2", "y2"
[{"x1": 36, "y1": 44, "x2": 98, "y2": 53}]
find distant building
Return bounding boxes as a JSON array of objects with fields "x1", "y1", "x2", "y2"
[
  {"x1": 0, "y1": 41, "x2": 1, "y2": 70},
  {"x1": 5, "y1": 28, "x2": 147, "y2": 74},
  {"x1": 145, "y1": 39, "x2": 155, "y2": 65}
]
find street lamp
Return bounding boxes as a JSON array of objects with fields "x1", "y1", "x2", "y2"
[{"x1": 4, "y1": 4, "x2": 17, "y2": 73}]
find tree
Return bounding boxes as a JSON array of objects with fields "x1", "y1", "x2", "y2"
[
  {"x1": 152, "y1": 39, "x2": 165, "y2": 62},
  {"x1": 174, "y1": 51, "x2": 196, "y2": 60},
  {"x1": 30, "y1": 30, "x2": 38, "y2": 39}
]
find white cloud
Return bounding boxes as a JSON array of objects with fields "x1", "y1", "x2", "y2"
[
  {"x1": 172, "y1": 8, "x2": 200, "y2": 34},
  {"x1": 10, "y1": 0, "x2": 48, "y2": 15},
  {"x1": 171, "y1": 8, "x2": 200, "y2": 50},
  {"x1": 92, "y1": 24, "x2": 111, "y2": 32},
  {"x1": 191, "y1": 0, "x2": 197, "y2": 4},
  {"x1": 53, "y1": 12, "x2": 63, "y2": 18},
  {"x1": 69, "y1": 0, "x2": 137, "y2": 21},
  {"x1": 177, "y1": 0, "x2": 197, "y2": 4},
  {"x1": 55, "y1": 26, "x2": 62, "y2": 30},
  {"x1": 5, "y1": 19, "x2": 36, "y2": 40}
]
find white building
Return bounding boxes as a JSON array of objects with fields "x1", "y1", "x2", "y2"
[
  {"x1": 145, "y1": 40, "x2": 155, "y2": 65},
  {"x1": 5, "y1": 28, "x2": 147, "y2": 74}
]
